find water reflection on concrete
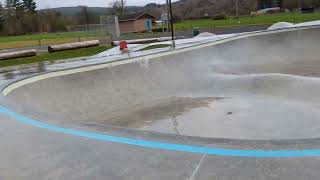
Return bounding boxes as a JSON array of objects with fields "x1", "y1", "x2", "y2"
[
  {"x1": 103, "y1": 97, "x2": 224, "y2": 135},
  {"x1": 0, "y1": 48, "x2": 167, "y2": 84},
  {"x1": 0, "y1": 34, "x2": 235, "y2": 83}
]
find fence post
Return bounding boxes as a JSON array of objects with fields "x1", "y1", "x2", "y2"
[
  {"x1": 38, "y1": 39, "x2": 41, "y2": 46},
  {"x1": 78, "y1": 37, "x2": 81, "y2": 42}
]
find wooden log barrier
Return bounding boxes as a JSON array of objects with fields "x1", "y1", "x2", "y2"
[
  {"x1": 48, "y1": 40, "x2": 100, "y2": 53},
  {"x1": 112, "y1": 37, "x2": 172, "y2": 46},
  {"x1": 0, "y1": 49, "x2": 37, "y2": 60}
]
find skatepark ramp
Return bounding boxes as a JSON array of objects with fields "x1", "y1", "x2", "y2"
[{"x1": 4, "y1": 26, "x2": 320, "y2": 140}]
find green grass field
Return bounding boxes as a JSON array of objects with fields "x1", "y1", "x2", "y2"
[
  {"x1": 0, "y1": 31, "x2": 106, "y2": 49},
  {"x1": 0, "y1": 31, "x2": 105, "y2": 43},
  {"x1": 0, "y1": 45, "x2": 111, "y2": 67},
  {"x1": 0, "y1": 12, "x2": 319, "y2": 49},
  {"x1": 174, "y1": 12, "x2": 320, "y2": 30}
]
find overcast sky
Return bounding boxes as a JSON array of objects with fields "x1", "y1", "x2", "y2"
[{"x1": 34, "y1": 0, "x2": 172, "y2": 9}]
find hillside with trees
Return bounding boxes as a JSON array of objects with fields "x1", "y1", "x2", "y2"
[
  {"x1": 147, "y1": 0, "x2": 320, "y2": 20},
  {"x1": 0, "y1": 0, "x2": 143, "y2": 36},
  {"x1": 0, "y1": 0, "x2": 319, "y2": 36},
  {"x1": 173, "y1": 0, "x2": 257, "y2": 19},
  {"x1": 0, "y1": 0, "x2": 72, "y2": 35},
  {"x1": 40, "y1": 6, "x2": 142, "y2": 17}
]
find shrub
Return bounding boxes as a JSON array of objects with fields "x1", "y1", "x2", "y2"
[
  {"x1": 212, "y1": 13, "x2": 227, "y2": 20},
  {"x1": 152, "y1": 27, "x2": 167, "y2": 32}
]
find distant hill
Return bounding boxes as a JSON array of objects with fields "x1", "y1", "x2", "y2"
[
  {"x1": 37, "y1": 0, "x2": 320, "y2": 20},
  {"x1": 37, "y1": 0, "x2": 266, "y2": 20},
  {"x1": 38, "y1": 6, "x2": 143, "y2": 16}
]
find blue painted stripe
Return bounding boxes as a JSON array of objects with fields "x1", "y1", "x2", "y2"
[{"x1": 1, "y1": 105, "x2": 320, "y2": 158}]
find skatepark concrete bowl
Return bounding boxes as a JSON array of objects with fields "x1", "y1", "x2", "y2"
[{"x1": 3, "y1": 26, "x2": 320, "y2": 141}]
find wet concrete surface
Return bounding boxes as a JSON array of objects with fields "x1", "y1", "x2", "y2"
[
  {"x1": 95, "y1": 95, "x2": 320, "y2": 140},
  {"x1": 102, "y1": 97, "x2": 222, "y2": 128},
  {"x1": 3, "y1": 111, "x2": 320, "y2": 180},
  {"x1": 1, "y1": 26, "x2": 320, "y2": 179},
  {"x1": 116, "y1": 96, "x2": 320, "y2": 140},
  {"x1": 6, "y1": 26, "x2": 320, "y2": 140}
]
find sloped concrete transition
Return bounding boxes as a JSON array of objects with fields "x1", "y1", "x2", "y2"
[{"x1": 6, "y1": 26, "x2": 320, "y2": 140}]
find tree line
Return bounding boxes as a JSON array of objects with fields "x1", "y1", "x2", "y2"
[
  {"x1": 0, "y1": 0, "x2": 102, "y2": 36},
  {"x1": 173, "y1": 0, "x2": 320, "y2": 20},
  {"x1": 0, "y1": 0, "x2": 69, "y2": 35}
]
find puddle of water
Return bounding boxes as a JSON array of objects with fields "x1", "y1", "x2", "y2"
[
  {"x1": 1, "y1": 62, "x2": 47, "y2": 80},
  {"x1": 102, "y1": 97, "x2": 224, "y2": 130},
  {"x1": 3, "y1": 72, "x2": 16, "y2": 79},
  {"x1": 98, "y1": 96, "x2": 320, "y2": 140}
]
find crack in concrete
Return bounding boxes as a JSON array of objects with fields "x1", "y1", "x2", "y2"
[{"x1": 187, "y1": 154, "x2": 207, "y2": 180}]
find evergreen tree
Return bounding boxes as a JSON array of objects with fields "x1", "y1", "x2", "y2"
[
  {"x1": 0, "y1": 2, "x2": 4, "y2": 15},
  {"x1": 4, "y1": 0, "x2": 13, "y2": 9},
  {"x1": 4, "y1": 0, "x2": 14, "y2": 17},
  {"x1": 12, "y1": 0, "x2": 22, "y2": 10},
  {"x1": 22, "y1": 0, "x2": 36, "y2": 14},
  {"x1": 0, "y1": 2, "x2": 4, "y2": 31},
  {"x1": 12, "y1": 0, "x2": 24, "y2": 18},
  {"x1": 4, "y1": 0, "x2": 13, "y2": 11}
]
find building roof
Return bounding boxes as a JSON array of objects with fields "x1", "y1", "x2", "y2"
[{"x1": 119, "y1": 12, "x2": 156, "y2": 21}]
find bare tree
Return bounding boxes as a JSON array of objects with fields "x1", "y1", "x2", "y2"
[
  {"x1": 120, "y1": 0, "x2": 125, "y2": 13},
  {"x1": 281, "y1": 0, "x2": 315, "y2": 9},
  {"x1": 82, "y1": 6, "x2": 89, "y2": 30},
  {"x1": 109, "y1": 0, "x2": 126, "y2": 16}
]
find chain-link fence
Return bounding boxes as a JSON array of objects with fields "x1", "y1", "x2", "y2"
[{"x1": 67, "y1": 16, "x2": 120, "y2": 38}]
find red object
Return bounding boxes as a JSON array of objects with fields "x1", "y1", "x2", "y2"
[{"x1": 119, "y1": 41, "x2": 128, "y2": 50}]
